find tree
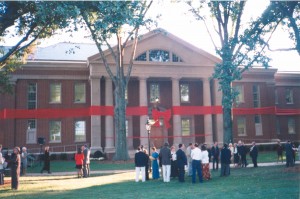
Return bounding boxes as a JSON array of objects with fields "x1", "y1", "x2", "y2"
[
  {"x1": 187, "y1": 1, "x2": 285, "y2": 143},
  {"x1": 0, "y1": 1, "x2": 78, "y2": 93},
  {"x1": 78, "y1": 1, "x2": 153, "y2": 160}
]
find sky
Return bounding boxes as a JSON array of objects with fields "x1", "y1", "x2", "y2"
[{"x1": 4, "y1": 0, "x2": 300, "y2": 72}]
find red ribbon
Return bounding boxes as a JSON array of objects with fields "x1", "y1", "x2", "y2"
[{"x1": 152, "y1": 109, "x2": 172, "y2": 129}]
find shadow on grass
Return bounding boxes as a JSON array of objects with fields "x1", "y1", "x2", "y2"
[{"x1": 1, "y1": 165, "x2": 299, "y2": 199}]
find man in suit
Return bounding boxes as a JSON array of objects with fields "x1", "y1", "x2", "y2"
[
  {"x1": 135, "y1": 146, "x2": 148, "y2": 182},
  {"x1": 250, "y1": 142, "x2": 258, "y2": 167},
  {"x1": 211, "y1": 142, "x2": 220, "y2": 170},
  {"x1": 285, "y1": 140, "x2": 294, "y2": 167},
  {"x1": 176, "y1": 144, "x2": 187, "y2": 182},
  {"x1": 220, "y1": 143, "x2": 231, "y2": 177},
  {"x1": 82, "y1": 145, "x2": 91, "y2": 177},
  {"x1": 159, "y1": 143, "x2": 172, "y2": 182}
]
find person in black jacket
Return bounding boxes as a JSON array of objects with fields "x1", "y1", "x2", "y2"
[
  {"x1": 211, "y1": 142, "x2": 220, "y2": 170},
  {"x1": 176, "y1": 144, "x2": 187, "y2": 182},
  {"x1": 135, "y1": 146, "x2": 148, "y2": 182},
  {"x1": 285, "y1": 141, "x2": 294, "y2": 167},
  {"x1": 250, "y1": 142, "x2": 258, "y2": 167},
  {"x1": 220, "y1": 143, "x2": 231, "y2": 177},
  {"x1": 41, "y1": 146, "x2": 51, "y2": 174},
  {"x1": 237, "y1": 141, "x2": 248, "y2": 167}
]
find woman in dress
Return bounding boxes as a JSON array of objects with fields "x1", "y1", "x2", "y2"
[
  {"x1": 41, "y1": 146, "x2": 51, "y2": 174},
  {"x1": 75, "y1": 147, "x2": 84, "y2": 178},
  {"x1": 11, "y1": 147, "x2": 21, "y2": 190},
  {"x1": 233, "y1": 143, "x2": 240, "y2": 167},
  {"x1": 151, "y1": 147, "x2": 159, "y2": 179},
  {"x1": 201, "y1": 145, "x2": 211, "y2": 180},
  {"x1": 170, "y1": 146, "x2": 178, "y2": 178}
]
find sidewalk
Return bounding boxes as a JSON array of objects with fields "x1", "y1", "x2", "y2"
[{"x1": 26, "y1": 161, "x2": 299, "y2": 177}]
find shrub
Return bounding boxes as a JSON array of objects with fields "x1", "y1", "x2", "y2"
[
  {"x1": 60, "y1": 153, "x2": 68, "y2": 160},
  {"x1": 50, "y1": 153, "x2": 57, "y2": 161}
]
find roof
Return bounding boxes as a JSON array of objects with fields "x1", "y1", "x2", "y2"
[{"x1": 28, "y1": 42, "x2": 99, "y2": 61}]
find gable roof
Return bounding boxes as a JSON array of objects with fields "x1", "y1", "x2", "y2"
[{"x1": 88, "y1": 28, "x2": 221, "y2": 65}]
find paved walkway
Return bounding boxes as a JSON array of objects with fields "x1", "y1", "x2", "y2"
[{"x1": 25, "y1": 161, "x2": 299, "y2": 177}]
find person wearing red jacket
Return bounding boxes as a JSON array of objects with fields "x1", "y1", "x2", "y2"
[{"x1": 75, "y1": 148, "x2": 84, "y2": 178}]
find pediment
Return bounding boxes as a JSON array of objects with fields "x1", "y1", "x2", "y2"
[{"x1": 88, "y1": 28, "x2": 221, "y2": 66}]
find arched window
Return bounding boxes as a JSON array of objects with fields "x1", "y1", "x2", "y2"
[{"x1": 135, "y1": 49, "x2": 183, "y2": 62}]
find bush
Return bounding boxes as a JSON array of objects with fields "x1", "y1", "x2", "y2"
[
  {"x1": 60, "y1": 153, "x2": 68, "y2": 160},
  {"x1": 50, "y1": 154, "x2": 57, "y2": 161},
  {"x1": 93, "y1": 150, "x2": 104, "y2": 158}
]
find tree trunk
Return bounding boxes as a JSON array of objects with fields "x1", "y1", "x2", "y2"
[
  {"x1": 113, "y1": 78, "x2": 130, "y2": 161},
  {"x1": 223, "y1": 106, "x2": 233, "y2": 144}
]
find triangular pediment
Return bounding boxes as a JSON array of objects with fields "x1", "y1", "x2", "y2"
[{"x1": 88, "y1": 28, "x2": 221, "y2": 66}]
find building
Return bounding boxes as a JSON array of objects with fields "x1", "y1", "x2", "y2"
[{"x1": 0, "y1": 29, "x2": 299, "y2": 154}]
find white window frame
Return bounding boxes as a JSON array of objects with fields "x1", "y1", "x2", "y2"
[
  {"x1": 50, "y1": 83, "x2": 62, "y2": 104},
  {"x1": 235, "y1": 84, "x2": 244, "y2": 104},
  {"x1": 237, "y1": 117, "x2": 247, "y2": 136},
  {"x1": 181, "y1": 118, "x2": 191, "y2": 136},
  {"x1": 150, "y1": 83, "x2": 160, "y2": 103},
  {"x1": 253, "y1": 85, "x2": 260, "y2": 108},
  {"x1": 288, "y1": 117, "x2": 296, "y2": 134},
  {"x1": 75, "y1": 120, "x2": 86, "y2": 142},
  {"x1": 27, "y1": 83, "x2": 37, "y2": 109},
  {"x1": 180, "y1": 83, "x2": 190, "y2": 103},
  {"x1": 254, "y1": 115, "x2": 263, "y2": 136},
  {"x1": 26, "y1": 119, "x2": 37, "y2": 144},
  {"x1": 285, "y1": 88, "x2": 294, "y2": 104},
  {"x1": 74, "y1": 82, "x2": 86, "y2": 103},
  {"x1": 49, "y1": 120, "x2": 62, "y2": 143}
]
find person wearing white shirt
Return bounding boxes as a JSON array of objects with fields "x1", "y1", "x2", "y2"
[
  {"x1": 191, "y1": 143, "x2": 203, "y2": 183},
  {"x1": 201, "y1": 145, "x2": 211, "y2": 180}
]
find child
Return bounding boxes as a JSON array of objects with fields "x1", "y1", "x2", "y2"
[{"x1": 75, "y1": 148, "x2": 84, "y2": 178}]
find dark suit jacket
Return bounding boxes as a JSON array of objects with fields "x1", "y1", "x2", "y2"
[
  {"x1": 159, "y1": 146, "x2": 171, "y2": 165},
  {"x1": 211, "y1": 146, "x2": 220, "y2": 158},
  {"x1": 220, "y1": 147, "x2": 231, "y2": 164},
  {"x1": 176, "y1": 149, "x2": 187, "y2": 167},
  {"x1": 250, "y1": 146, "x2": 258, "y2": 158},
  {"x1": 135, "y1": 151, "x2": 148, "y2": 167}
]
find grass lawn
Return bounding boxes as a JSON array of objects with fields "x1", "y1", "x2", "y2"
[
  {"x1": 25, "y1": 151, "x2": 282, "y2": 173},
  {"x1": 1, "y1": 165, "x2": 299, "y2": 199}
]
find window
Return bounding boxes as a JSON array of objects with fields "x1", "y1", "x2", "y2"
[
  {"x1": 234, "y1": 85, "x2": 244, "y2": 104},
  {"x1": 26, "y1": 119, "x2": 36, "y2": 144},
  {"x1": 149, "y1": 50, "x2": 169, "y2": 62},
  {"x1": 135, "y1": 52, "x2": 147, "y2": 61},
  {"x1": 237, "y1": 117, "x2": 246, "y2": 136},
  {"x1": 49, "y1": 121, "x2": 61, "y2": 142},
  {"x1": 74, "y1": 83, "x2": 86, "y2": 103},
  {"x1": 285, "y1": 88, "x2": 294, "y2": 104},
  {"x1": 135, "y1": 50, "x2": 183, "y2": 62},
  {"x1": 50, "y1": 83, "x2": 61, "y2": 103},
  {"x1": 276, "y1": 117, "x2": 280, "y2": 135},
  {"x1": 254, "y1": 115, "x2": 263, "y2": 136},
  {"x1": 180, "y1": 84, "x2": 190, "y2": 102},
  {"x1": 288, "y1": 117, "x2": 295, "y2": 134},
  {"x1": 28, "y1": 83, "x2": 37, "y2": 109},
  {"x1": 181, "y1": 118, "x2": 191, "y2": 136},
  {"x1": 275, "y1": 89, "x2": 278, "y2": 104},
  {"x1": 150, "y1": 83, "x2": 160, "y2": 103},
  {"x1": 172, "y1": 53, "x2": 183, "y2": 62},
  {"x1": 253, "y1": 85, "x2": 260, "y2": 107},
  {"x1": 75, "y1": 121, "x2": 86, "y2": 142}
]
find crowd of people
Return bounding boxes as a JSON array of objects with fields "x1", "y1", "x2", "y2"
[{"x1": 134, "y1": 140, "x2": 299, "y2": 183}]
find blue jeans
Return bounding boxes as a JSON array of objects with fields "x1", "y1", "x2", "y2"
[{"x1": 192, "y1": 160, "x2": 203, "y2": 183}]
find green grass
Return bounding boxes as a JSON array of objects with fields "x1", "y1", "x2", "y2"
[
  {"x1": 27, "y1": 160, "x2": 134, "y2": 173},
  {"x1": 1, "y1": 165, "x2": 299, "y2": 199}
]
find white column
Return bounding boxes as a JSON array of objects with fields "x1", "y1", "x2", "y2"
[
  {"x1": 139, "y1": 77, "x2": 148, "y2": 147},
  {"x1": 172, "y1": 77, "x2": 182, "y2": 145},
  {"x1": 90, "y1": 77, "x2": 102, "y2": 151},
  {"x1": 214, "y1": 80, "x2": 223, "y2": 143},
  {"x1": 105, "y1": 77, "x2": 115, "y2": 152},
  {"x1": 203, "y1": 78, "x2": 213, "y2": 145}
]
